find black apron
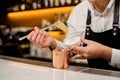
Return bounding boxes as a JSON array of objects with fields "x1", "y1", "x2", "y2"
[{"x1": 85, "y1": 0, "x2": 120, "y2": 71}]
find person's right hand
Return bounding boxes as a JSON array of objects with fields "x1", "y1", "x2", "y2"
[{"x1": 27, "y1": 27, "x2": 57, "y2": 49}]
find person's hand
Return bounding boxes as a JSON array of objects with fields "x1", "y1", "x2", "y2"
[
  {"x1": 27, "y1": 27, "x2": 56, "y2": 49},
  {"x1": 68, "y1": 38, "x2": 112, "y2": 62}
]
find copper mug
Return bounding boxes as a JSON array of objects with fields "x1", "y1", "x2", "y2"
[{"x1": 52, "y1": 49, "x2": 69, "y2": 69}]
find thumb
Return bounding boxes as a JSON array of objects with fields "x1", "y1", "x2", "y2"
[
  {"x1": 34, "y1": 26, "x2": 39, "y2": 31},
  {"x1": 81, "y1": 38, "x2": 91, "y2": 45}
]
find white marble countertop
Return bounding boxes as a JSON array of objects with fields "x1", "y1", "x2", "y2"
[{"x1": 0, "y1": 56, "x2": 120, "y2": 80}]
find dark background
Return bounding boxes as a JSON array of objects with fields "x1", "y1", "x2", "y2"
[
  {"x1": 0, "y1": 0, "x2": 19, "y2": 24},
  {"x1": 0, "y1": 0, "x2": 19, "y2": 15}
]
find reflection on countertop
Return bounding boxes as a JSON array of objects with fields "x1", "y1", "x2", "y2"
[{"x1": 0, "y1": 55, "x2": 120, "y2": 80}]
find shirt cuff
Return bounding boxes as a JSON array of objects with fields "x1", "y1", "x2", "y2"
[
  {"x1": 55, "y1": 39, "x2": 67, "y2": 50},
  {"x1": 109, "y1": 48, "x2": 120, "y2": 68}
]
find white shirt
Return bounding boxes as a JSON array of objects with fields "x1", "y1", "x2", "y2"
[{"x1": 55, "y1": 0, "x2": 120, "y2": 69}]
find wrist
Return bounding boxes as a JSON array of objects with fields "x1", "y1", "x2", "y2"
[
  {"x1": 49, "y1": 38, "x2": 57, "y2": 50},
  {"x1": 102, "y1": 46, "x2": 112, "y2": 62}
]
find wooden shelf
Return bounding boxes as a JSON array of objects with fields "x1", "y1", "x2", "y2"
[{"x1": 7, "y1": 6, "x2": 74, "y2": 27}]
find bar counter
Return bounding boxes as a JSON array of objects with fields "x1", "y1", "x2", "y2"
[{"x1": 0, "y1": 55, "x2": 120, "y2": 80}]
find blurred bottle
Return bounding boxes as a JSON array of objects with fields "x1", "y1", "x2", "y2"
[
  {"x1": 41, "y1": 0, "x2": 45, "y2": 8},
  {"x1": 20, "y1": 0, "x2": 33, "y2": 11},
  {"x1": 37, "y1": 0, "x2": 42, "y2": 9},
  {"x1": 1, "y1": 25, "x2": 22, "y2": 57},
  {"x1": 32, "y1": 0, "x2": 38, "y2": 10},
  {"x1": 7, "y1": 4, "x2": 20, "y2": 12},
  {"x1": 49, "y1": 0, "x2": 54, "y2": 7},
  {"x1": 54, "y1": 0, "x2": 60, "y2": 7},
  {"x1": 15, "y1": 27, "x2": 31, "y2": 56},
  {"x1": 26, "y1": 0, "x2": 33, "y2": 9},
  {"x1": 60, "y1": 0, "x2": 66, "y2": 6},
  {"x1": 66, "y1": 0, "x2": 72, "y2": 6},
  {"x1": 44, "y1": 0, "x2": 50, "y2": 8},
  {"x1": 20, "y1": 0, "x2": 26, "y2": 11}
]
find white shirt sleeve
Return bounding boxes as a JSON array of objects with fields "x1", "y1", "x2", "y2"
[
  {"x1": 110, "y1": 49, "x2": 120, "y2": 68},
  {"x1": 55, "y1": 39, "x2": 67, "y2": 49}
]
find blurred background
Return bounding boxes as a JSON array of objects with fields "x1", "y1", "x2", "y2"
[{"x1": 0, "y1": 0, "x2": 84, "y2": 64}]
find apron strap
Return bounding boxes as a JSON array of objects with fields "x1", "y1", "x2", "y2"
[
  {"x1": 86, "y1": 9, "x2": 91, "y2": 27},
  {"x1": 113, "y1": 0, "x2": 119, "y2": 36},
  {"x1": 113, "y1": 0, "x2": 119, "y2": 26}
]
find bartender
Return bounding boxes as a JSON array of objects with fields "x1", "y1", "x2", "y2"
[{"x1": 27, "y1": 0, "x2": 120, "y2": 71}]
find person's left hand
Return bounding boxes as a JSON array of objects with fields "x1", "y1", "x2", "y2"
[{"x1": 68, "y1": 38, "x2": 112, "y2": 62}]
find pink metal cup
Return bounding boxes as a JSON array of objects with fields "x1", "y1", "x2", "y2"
[{"x1": 52, "y1": 49, "x2": 68, "y2": 69}]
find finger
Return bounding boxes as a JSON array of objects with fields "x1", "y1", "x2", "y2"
[
  {"x1": 36, "y1": 32, "x2": 42, "y2": 46},
  {"x1": 68, "y1": 45, "x2": 78, "y2": 50},
  {"x1": 34, "y1": 26, "x2": 39, "y2": 31},
  {"x1": 38, "y1": 31, "x2": 45, "y2": 47},
  {"x1": 81, "y1": 38, "x2": 91, "y2": 45},
  {"x1": 69, "y1": 45, "x2": 84, "y2": 54},
  {"x1": 69, "y1": 54, "x2": 86, "y2": 61},
  {"x1": 27, "y1": 31, "x2": 34, "y2": 40},
  {"x1": 69, "y1": 47, "x2": 87, "y2": 57},
  {"x1": 31, "y1": 30, "x2": 39, "y2": 41}
]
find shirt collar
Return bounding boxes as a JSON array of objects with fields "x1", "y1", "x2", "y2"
[{"x1": 85, "y1": 0, "x2": 115, "y2": 16}]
